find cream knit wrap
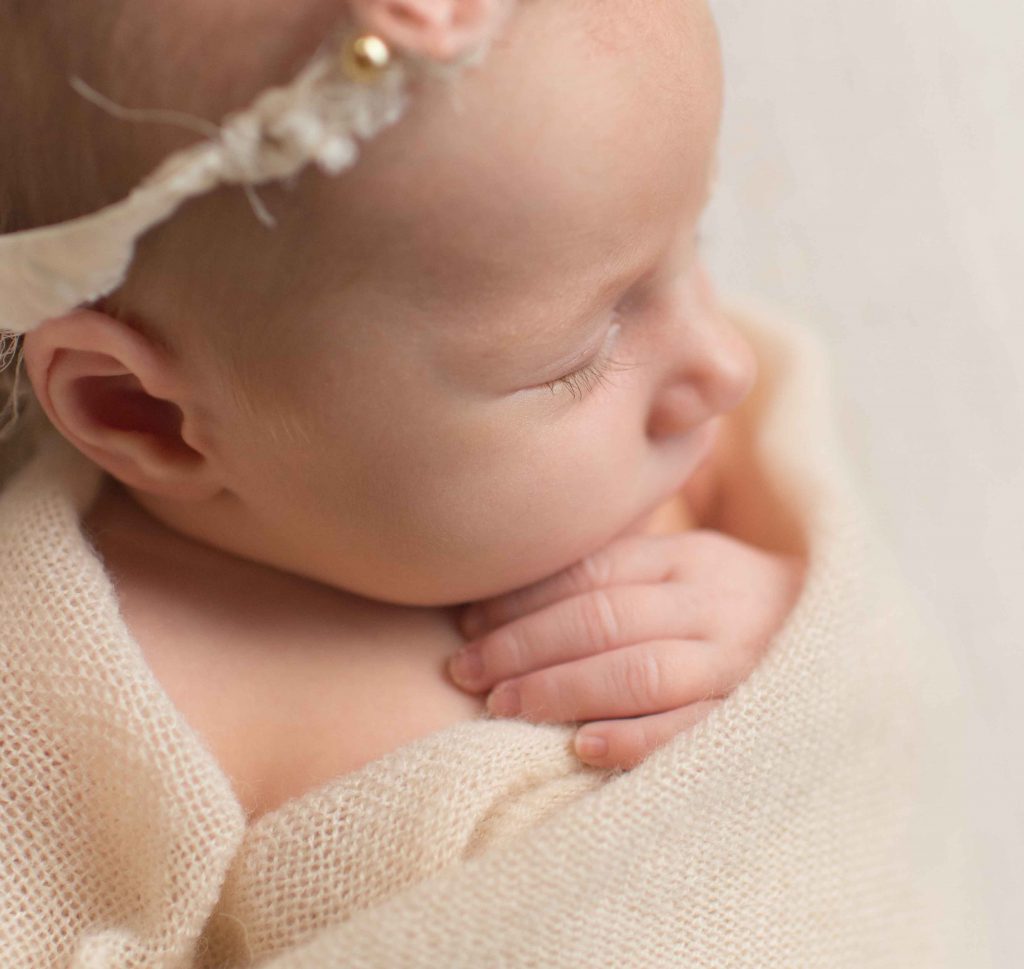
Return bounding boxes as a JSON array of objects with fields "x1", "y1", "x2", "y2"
[{"x1": 0, "y1": 302, "x2": 989, "y2": 967}]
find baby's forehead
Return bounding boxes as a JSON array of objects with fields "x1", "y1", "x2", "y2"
[
  {"x1": 145, "y1": 0, "x2": 721, "y2": 370},
  {"x1": 289, "y1": 0, "x2": 720, "y2": 337}
]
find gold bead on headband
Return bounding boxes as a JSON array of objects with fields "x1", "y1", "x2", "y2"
[{"x1": 340, "y1": 34, "x2": 393, "y2": 83}]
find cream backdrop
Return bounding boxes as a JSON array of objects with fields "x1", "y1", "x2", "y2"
[{"x1": 704, "y1": 2, "x2": 1023, "y2": 965}]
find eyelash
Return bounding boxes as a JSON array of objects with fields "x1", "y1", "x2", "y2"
[
  {"x1": 541, "y1": 227, "x2": 708, "y2": 401},
  {"x1": 542, "y1": 318, "x2": 635, "y2": 401}
]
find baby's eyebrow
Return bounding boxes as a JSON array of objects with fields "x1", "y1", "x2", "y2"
[
  {"x1": 589, "y1": 240, "x2": 657, "y2": 308},
  {"x1": 569, "y1": 164, "x2": 719, "y2": 326},
  {"x1": 462, "y1": 156, "x2": 723, "y2": 357}
]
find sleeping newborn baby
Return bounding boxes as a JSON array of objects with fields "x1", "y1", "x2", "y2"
[{"x1": 4, "y1": 0, "x2": 804, "y2": 824}]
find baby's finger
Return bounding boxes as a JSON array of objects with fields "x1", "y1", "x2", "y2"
[
  {"x1": 459, "y1": 532, "x2": 700, "y2": 639},
  {"x1": 451, "y1": 583, "x2": 705, "y2": 693},
  {"x1": 485, "y1": 639, "x2": 725, "y2": 724},
  {"x1": 574, "y1": 699, "x2": 725, "y2": 770}
]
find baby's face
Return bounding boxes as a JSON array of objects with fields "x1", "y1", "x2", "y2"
[{"x1": 174, "y1": 0, "x2": 757, "y2": 606}]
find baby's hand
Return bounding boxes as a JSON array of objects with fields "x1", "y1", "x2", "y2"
[{"x1": 447, "y1": 530, "x2": 805, "y2": 770}]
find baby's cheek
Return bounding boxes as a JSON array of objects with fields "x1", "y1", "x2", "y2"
[
  {"x1": 397, "y1": 486, "x2": 569, "y2": 601},
  {"x1": 318, "y1": 391, "x2": 640, "y2": 601}
]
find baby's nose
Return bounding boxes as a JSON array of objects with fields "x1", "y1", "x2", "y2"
[{"x1": 645, "y1": 301, "x2": 758, "y2": 440}]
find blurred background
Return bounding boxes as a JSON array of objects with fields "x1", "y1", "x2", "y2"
[{"x1": 705, "y1": 1, "x2": 1022, "y2": 964}]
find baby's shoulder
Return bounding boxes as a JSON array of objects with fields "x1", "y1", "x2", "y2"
[{"x1": 82, "y1": 482, "x2": 486, "y2": 823}]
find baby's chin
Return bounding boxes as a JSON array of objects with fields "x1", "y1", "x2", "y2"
[
  {"x1": 565, "y1": 493, "x2": 692, "y2": 561},
  {"x1": 340, "y1": 492, "x2": 697, "y2": 610},
  {"x1": 456, "y1": 422, "x2": 724, "y2": 607},
  {"x1": 609, "y1": 421, "x2": 720, "y2": 544},
  {"x1": 638, "y1": 494, "x2": 698, "y2": 537},
  {"x1": 460, "y1": 497, "x2": 693, "y2": 602}
]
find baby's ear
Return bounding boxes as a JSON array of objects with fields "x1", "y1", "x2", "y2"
[
  {"x1": 20, "y1": 308, "x2": 223, "y2": 502},
  {"x1": 348, "y1": 0, "x2": 509, "y2": 62}
]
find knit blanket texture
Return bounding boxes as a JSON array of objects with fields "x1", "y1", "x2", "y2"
[{"x1": 0, "y1": 302, "x2": 986, "y2": 967}]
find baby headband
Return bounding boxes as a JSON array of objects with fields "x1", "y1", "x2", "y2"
[{"x1": 0, "y1": 1, "x2": 514, "y2": 336}]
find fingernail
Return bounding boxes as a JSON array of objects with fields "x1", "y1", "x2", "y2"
[
  {"x1": 575, "y1": 733, "x2": 608, "y2": 759},
  {"x1": 449, "y1": 648, "x2": 484, "y2": 687},
  {"x1": 487, "y1": 682, "x2": 521, "y2": 717}
]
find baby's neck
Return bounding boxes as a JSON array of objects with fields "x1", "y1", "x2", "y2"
[
  {"x1": 80, "y1": 476, "x2": 486, "y2": 822},
  {"x1": 80, "y1": 476, "x2": 467, "y2": 651}
]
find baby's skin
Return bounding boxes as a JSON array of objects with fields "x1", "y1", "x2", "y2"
[
  {"x1": 21, "y1": 0, "x2": 804, "y2": 790},
  {"x1": 449, "y1": 503, "x2": 804, "y2": 768}
]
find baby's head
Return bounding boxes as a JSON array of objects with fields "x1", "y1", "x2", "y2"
[{"x1": 10, "y1": 0, "x2": 757, "y2": 606}]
